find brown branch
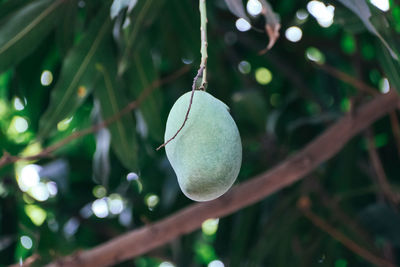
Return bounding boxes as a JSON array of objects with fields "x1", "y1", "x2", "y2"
[
  {"x1": 45, "y1": 91, "x2": 399, "y2": 267},
  {"x1": 297, "y1": 196, "x2": 397, "y2": 267},
  {"x1": 0, "y1": 65, "x2": 190, "y2": 169},
  {"x1": 365, "y1": 128, "x2": 400, "y2": 205},
  {"x1": 156, "y1": 66, "x2": 204, "y2": 151},
  {"x1": 316, "y1": 64, "x2": 378, "y2": 96}
]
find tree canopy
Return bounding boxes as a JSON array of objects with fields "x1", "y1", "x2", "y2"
[{"x1": 0, "y1": 0, "x2": 400, "y2": 266}]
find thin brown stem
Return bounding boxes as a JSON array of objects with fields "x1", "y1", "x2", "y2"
[
  {"x1": 0, "y1": 65, "x2": 190, "y2": 169},
  {"x1": 156, "y1": 66, "x2": 204, "y2": 151},
  {"x1": 156, "y1": 0, "x2": 208, "y2": 150},
  {"x1": 298, "y1": 196, "x2": 397, "y2": 267},
  {"x1": 317, "y1": 63, "x2": 378, "y2": 96}
]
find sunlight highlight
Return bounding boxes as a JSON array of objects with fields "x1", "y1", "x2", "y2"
[
  {"x1": 20, "y1": 236, "x2": 33, "y2": 249},
  {"x1": 40, "y1": 70, "x2": 53, "y2": 86},
  {"x1": 202, "y1": 218, "x2": 219, "y2": 235},
  {"x1": 247, "y1": 0, "x2": 262, "y2": 16},
  {"x1": 285, "y1": 26, "x2": 303, "y2": 42},
  {"x1": 13, "y1": 97, "x2": 24, "y2": 110},
  {"x1": 370, "y1": 0, "x2": 389, "y2": 11},
  {"x1": 379, "y1": 78, "x2": 390, "y2": 94},
  {"x1": 208, "y1": 260, "x2": 225, "y2": 267},
  {"x1": 92, "y1": 198, "x2": 109, "y2": 218},
  {"x1": 255, "y1": 67, "x2": 272, "y2": 85},
  {"x1": 235, "y1": 18, "x2": 251, "y2": 32},
  {"x1": 307, "y1": 1, "x2": 335, "y2": 27},
  {"x1": 19, "y1": 164, "x2": 41, "y2": 192}
]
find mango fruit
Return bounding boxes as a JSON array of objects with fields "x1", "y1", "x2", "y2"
[{"x1": 164, "y1": 90, "x2": 242, "y2": 201}]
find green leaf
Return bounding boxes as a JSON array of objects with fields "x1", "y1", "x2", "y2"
[
  {"x1": 118, "y1": 0, "x2": 165, "y2": 74},
  {"x1": 377, "y1": 42, "x2": 400, "y2": 93},
  {"x1": 0, "y1": 0, "x2": 64, "y2": 73},
  {"x1": 0, "y1": 0, "x2": 34, "y2": 20},
  {"x1": 337, "y1": 0, "x2": 398, "y2": 60},
  {"x1": 126, "y1": 42, "x2": 163, "y2": 141},
  {"x1": 94, "y1": 63, "x2": 139, "y2": 172},
  {"x1": 56, "y1": 0, "x2": 78, "y2": 56},
  {"x1": 38, "y1": 5, "x2": 112, "y2": 138}
]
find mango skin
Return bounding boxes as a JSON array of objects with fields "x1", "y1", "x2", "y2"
[{"x1": 165, "y1": 91, "x2": 242, "y2": 202}]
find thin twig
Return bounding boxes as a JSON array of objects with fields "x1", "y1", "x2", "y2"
[
  {"x1": 156, "y1": 0, "x2": 208, "y2": 150},
  {"x1": 365, "y1": 128, "x2": 400, "y2": 205},
  {"x1": 199, "y1": 0, "x2": 208, "y2": 90},
  {"x1": 46, "y1": 91, "x2": 400, "y2": 267},
  {"x1": 316, "y1": 64, "x2": 378, "y2": 96},
  {"x1": 0, "y1": 66, "x2": 190, "y2": 169},
  {"x1": 156, "y1": 66, "x2": 204, "y2": 151},
  {"x1": 298, "y1": 196, "x2": 397, "y2": 267}
]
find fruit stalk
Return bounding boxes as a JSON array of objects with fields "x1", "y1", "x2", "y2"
[{"x1": 199, "y1": 0, "x2": 208, "y2": 90}]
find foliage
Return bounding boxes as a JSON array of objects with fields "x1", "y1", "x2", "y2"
[{"x1": 0, "y1": 0, "x2": 400, "y2": 266}]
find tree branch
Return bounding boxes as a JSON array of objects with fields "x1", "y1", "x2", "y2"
[
  {"x1": 365, "y1": 128, "x2": 400, "y2": 205},
  {"x1": 45, "y1": 91, "x2": 399, "y2": 267},
  {"x1": 0, "y1": 65, "x2": 190, "y2": 169},
  {"x1": 297, "y1": 196, "x2": 398, "y2": 267}
]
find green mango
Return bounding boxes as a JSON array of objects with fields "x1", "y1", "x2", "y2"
[{"x1": 165, "y1": 90, "x2": 242, "y2": 201}]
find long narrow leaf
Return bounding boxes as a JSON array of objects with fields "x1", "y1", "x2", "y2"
[
  {"x1": 94, "y1": 63, "x2": 139, "y2": 172},
  {"x1": 38, "y1": 6, "x2": 112, "y2": 138},
  {"x1": 127, "y1": 42, "x2": 162, "y2": 141},
  {"x1": 337, "y1": 0, "x2": 398, "y2": 60},
  {"x1": 0, "y1": 0, "x2": 64, "y2": 73}
]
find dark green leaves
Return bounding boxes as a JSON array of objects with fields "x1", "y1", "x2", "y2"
[
  {"x1": 95, "y1": 64, "x2": 139, "y2": 172},
  {"x1": 38, "y1": 6, "x2": 112, "y2": 138},
  {"x1": 127, "y1": 42, "x2": 162, "y2": 141},
  {"x1": 0, "y1": 0, "x2": 64, "y2": 73},
  {"x1": 337, "y1": 0, "x2": 398, "y2": 59}
]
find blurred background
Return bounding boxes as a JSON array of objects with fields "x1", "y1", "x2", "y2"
[{"x1": 0, "y1": 0, "x2": 400, "y2": 266}]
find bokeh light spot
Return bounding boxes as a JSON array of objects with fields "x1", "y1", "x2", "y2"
[
  {"x1": 77, "y1": 86, "x2": 87, "y2": 98},
  {"x1": 57, "y1": 117, "x2": 73, "y2": 131},
  {"x1": 208, "y1": 260, "x2": 225, "y2": 267},
  {"x1": 93, "y1": 185, "x2": 107, "y2": 198},
  {"x1": 13, "y1": 97, "x2": 24, "y2": 110},
  {"x1": 370, "y1": 0, "x2": 389, "y2": 12},
  {"x1": 18, "y1": 164, "x2": 41, "y2": 192},
  {"x1": 92, "y1": 198, "x2": 109, "y2": 218},
  {"x1": 20, "y1": 236, "x2": 33, "y2": 249},
  {"x1": 238, "y1": 61, "x2": 251, "y2": 74},
  {"x1": 305, "y1": 47, "x2": 325, "y2": 64},
  {"x1": 40, "y1": 70, "x2": 53, "y2": 86},
  {"x1": 379, "y1": 78, "x2": 390, "y2": 94},
  {"x1": 307, "y1": 1, "x2": 335, "y2": 27},
  {"x1": 255, "y1": 67, "x2": 273, "y2": 85},
  {"x1": 14, "y1": 116, "x2": 29, "y2": 133},
  {"x1": 108, "y1": 193, "x2": 124, "y2": 215},
  {"x1": 25, "y1": 204, "x2": 47, "y2": 226},
  {"x1": 159, "y1": 262, "x2": 175, "y2": 267},
  {"x1": 246, "y1": 0, "x2": 262, "y2": 16},
  {"x1": 285, "y1": 26, "x2": 303, "y2": 42},
  {"x1": 202, "y1": 218, "x2": 219, "y2": 235},
  {"x1": 235, "y1": 18, "x2": 251, "y2": 32},
  {"x1": 145, "y1": 194, "x2": 159, "y2": 210}
]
